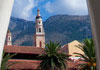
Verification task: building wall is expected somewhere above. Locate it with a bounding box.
[68,40,84,57]
[35,35,45,48]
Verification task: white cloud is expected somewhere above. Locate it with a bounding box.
[21,0,35,20]
[11,0,39,21]
[11,0,88,21]
[45,0,88,15]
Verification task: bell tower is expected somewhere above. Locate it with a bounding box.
[6,30,12,46]
[34,9,45,48]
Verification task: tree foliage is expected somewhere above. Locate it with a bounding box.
[74,38,96,70]
[1,51,16,70]
[39,41,68,70]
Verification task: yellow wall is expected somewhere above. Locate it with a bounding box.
[68,40,84,57]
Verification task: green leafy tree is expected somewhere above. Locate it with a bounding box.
[38,41,68,70]
[74,38,96,70]
[1,51,16,70]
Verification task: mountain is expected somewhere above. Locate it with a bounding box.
[9,15,92,46]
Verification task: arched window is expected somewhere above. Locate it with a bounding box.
[40,41,42,47]
[39,28,41,32]
[9,37,10,40]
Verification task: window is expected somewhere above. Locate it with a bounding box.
[9,37,10,40]
[40,41,42,47]
[39,28,41,32]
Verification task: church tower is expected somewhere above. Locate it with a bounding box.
[6,30,12,46]
[34,9,45,48]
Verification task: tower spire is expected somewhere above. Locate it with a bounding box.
[37,9,40,16]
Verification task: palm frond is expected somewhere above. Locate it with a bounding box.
[74,38,96,70]
[39,41,68,70]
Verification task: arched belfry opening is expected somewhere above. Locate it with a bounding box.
[39,28,41,32]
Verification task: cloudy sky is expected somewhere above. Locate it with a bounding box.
[11,0,88,21]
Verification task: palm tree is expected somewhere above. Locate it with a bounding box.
[38,41,68,70]
[74,38,96,70]
[1,51,16,70]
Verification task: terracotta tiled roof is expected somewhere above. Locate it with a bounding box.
[58,45,69,56]
[8,59,41,69]
[61,44,68,53]
[4,45,69,55]
[67,60,86,70]
[8,59,86,70]
[4,45,44,54]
